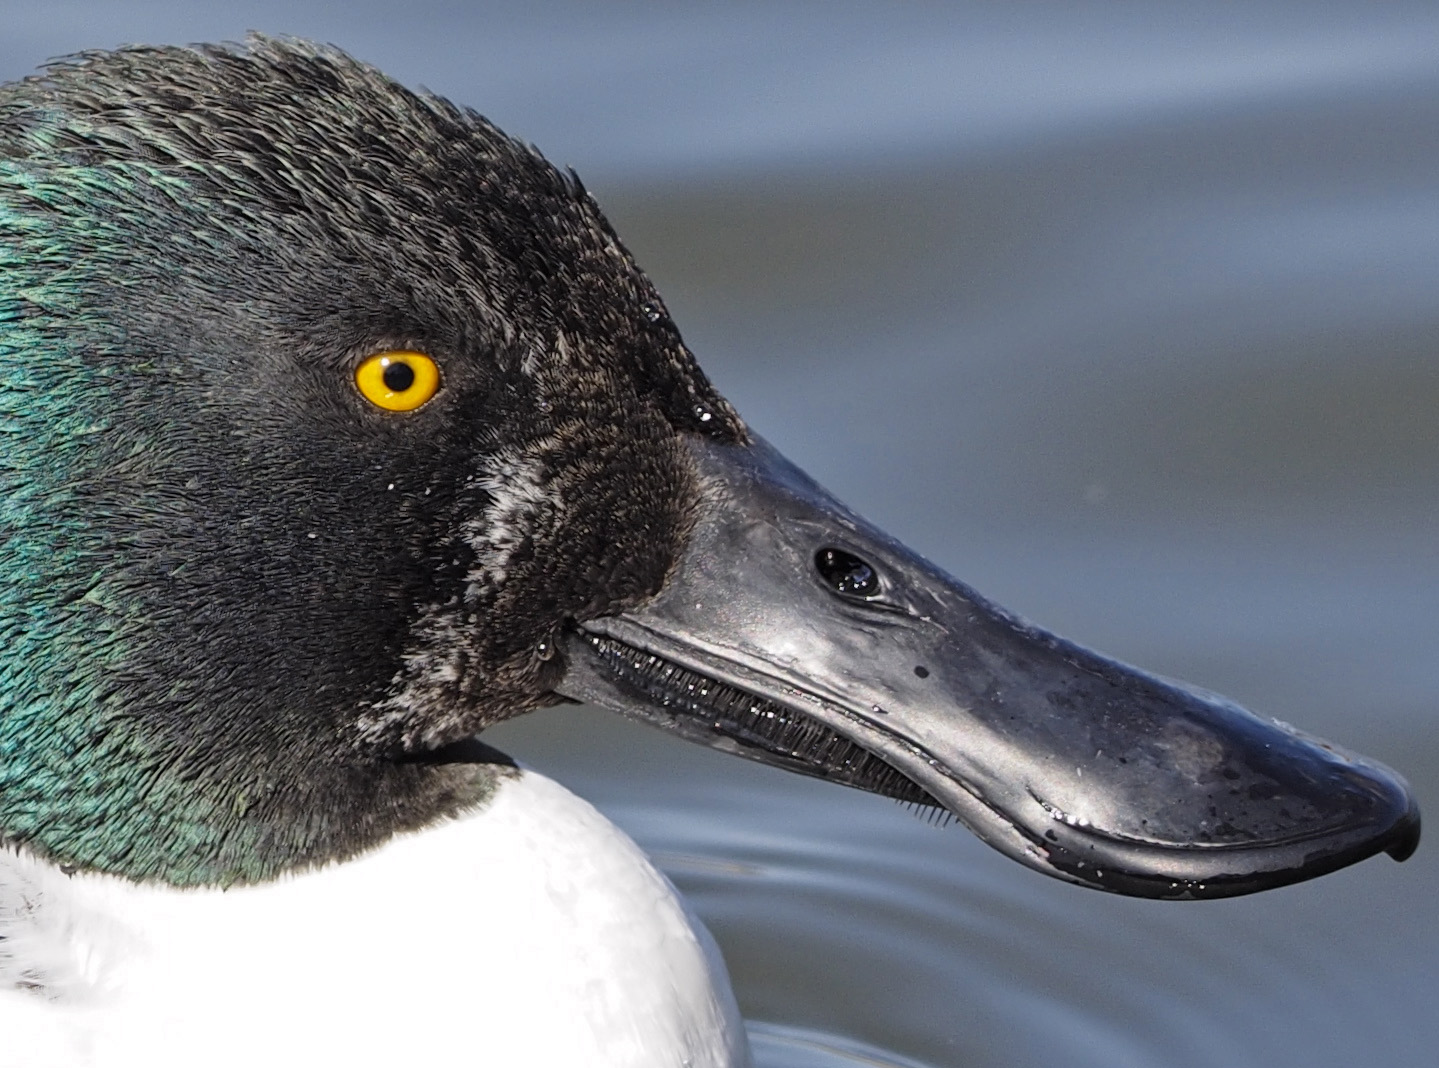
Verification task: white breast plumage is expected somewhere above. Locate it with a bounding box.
[0,771,750,1068]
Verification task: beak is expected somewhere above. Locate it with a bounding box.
[557,436,1420,899]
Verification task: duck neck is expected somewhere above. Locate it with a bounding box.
[0,668,506,885]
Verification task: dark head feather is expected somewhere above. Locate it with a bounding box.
[0,35,743,883]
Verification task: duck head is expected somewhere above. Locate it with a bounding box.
[0,38,1417,895]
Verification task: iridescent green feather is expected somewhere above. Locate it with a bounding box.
[0,38,721,885]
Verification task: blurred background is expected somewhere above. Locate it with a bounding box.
[5,4,1436,1065]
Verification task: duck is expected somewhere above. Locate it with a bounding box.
[0,35,1419,1067]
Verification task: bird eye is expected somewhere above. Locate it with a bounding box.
[354,351,441,411]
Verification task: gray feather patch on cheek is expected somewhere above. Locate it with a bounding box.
[354,602,474,750]
[356,443,565,751]
[462,446,553,597]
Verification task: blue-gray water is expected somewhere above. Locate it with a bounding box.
[5,5,1436,1065]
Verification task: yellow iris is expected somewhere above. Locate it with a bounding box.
[354,351,441,412]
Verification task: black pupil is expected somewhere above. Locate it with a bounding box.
[815,548,881,598]
[383,361,416,392]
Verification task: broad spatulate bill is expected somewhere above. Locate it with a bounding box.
[559,438,1420,900]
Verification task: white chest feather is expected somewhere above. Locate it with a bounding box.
[0,771,750,1068]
